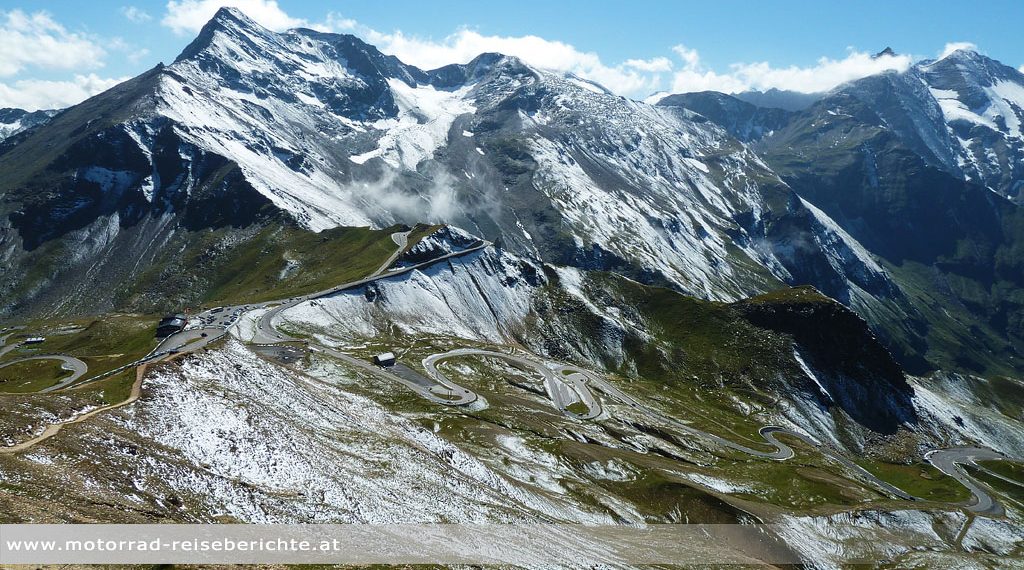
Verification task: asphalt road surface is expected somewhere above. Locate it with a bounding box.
[423,348,601,419]
[926,447,1008,516]
[0,328,26,358]
[0,354,88,392]
[311,346,477,405]
[0,330,89,393]
[156,327,228,355]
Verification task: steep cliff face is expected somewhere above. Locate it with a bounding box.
[734,286,916,434]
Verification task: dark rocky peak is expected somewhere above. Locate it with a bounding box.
[732,88,823,112]
[919,47,1020,90]
[733,286,917,433]
[658,91,752,110]
[656,91,793,142]
[0,108,30,122]
[873,47,897,59]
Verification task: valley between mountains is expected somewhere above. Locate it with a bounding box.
[1,7,1023,568]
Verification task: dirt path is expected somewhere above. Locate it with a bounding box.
[0,361,151,455]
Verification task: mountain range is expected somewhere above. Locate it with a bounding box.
[1,9,1023,561]
[3,9,1022,380]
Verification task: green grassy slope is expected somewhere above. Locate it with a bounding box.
[0,360,73,393]
[1,315,159,377]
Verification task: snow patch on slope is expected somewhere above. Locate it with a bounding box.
[355,79,475,170]
[911,375,1024,456]
[776,510,950,568]
[932,81,1024,140]
[281,248,542,344]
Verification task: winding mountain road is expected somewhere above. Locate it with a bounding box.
[1,231,1015,519]
[20,356,88,392]
[242,238,1014,518]
[424,349,917,500]
[0,328,26,359]
[315,345,476,405]
[0,331,89,393]
[926,447,1008,516]
[252,232,489,345]
[569,366,1007,510]
[246,230,487,405]
[424,349,601,419]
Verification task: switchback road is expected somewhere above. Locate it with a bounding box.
[1,233,1014,518]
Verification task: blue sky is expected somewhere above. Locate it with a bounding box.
[2,0,1023,110]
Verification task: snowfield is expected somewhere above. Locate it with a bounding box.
[352,79,476,170]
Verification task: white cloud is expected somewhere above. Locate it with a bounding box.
[352,23,912,96]
[624,57,673,73]
[121,6,152,23]
[107,37,153,67]
[668,45,913,94]
[0,74,127,110]
[1019,65,1024,74]
[939,41,977,59]
[672,45,701,69]
[162,0,307,34]
[128,48,151,64]
[357,27,663,95]
[0,9,106,77]
[323,12,357,32]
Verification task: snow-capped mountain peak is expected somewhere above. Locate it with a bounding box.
[0,8,899,317]
[917,49,1024,198]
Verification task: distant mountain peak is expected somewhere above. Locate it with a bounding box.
[931,46,985,66]
[174,5,282,64]
[873,47,897,59]
[210,6,259,29]
[0,107,59,142]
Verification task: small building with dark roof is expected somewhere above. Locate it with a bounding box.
[373,352,396,367]
[156,314,188,337]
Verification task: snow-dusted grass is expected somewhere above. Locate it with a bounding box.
[120,340,609,523]
[280,249,539,344]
